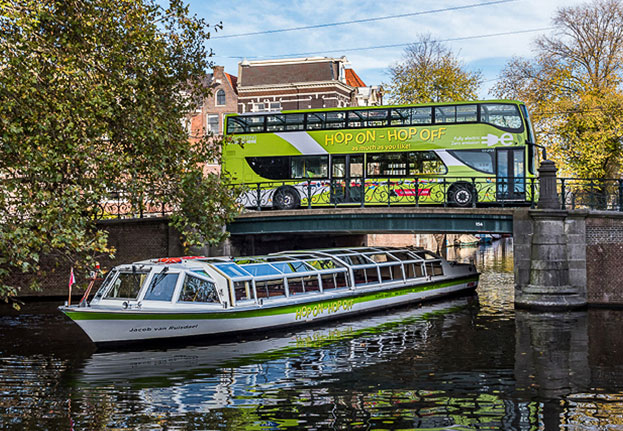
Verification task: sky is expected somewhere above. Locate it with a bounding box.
[189,0,588,98]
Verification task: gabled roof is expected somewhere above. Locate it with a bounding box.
[345,69,366,87]
[225,73,238,94]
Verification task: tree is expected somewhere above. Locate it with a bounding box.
[385,34,482,104]
[493,0,623,180]
[0,0,240,304]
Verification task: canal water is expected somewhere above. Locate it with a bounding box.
[1,239,623,430]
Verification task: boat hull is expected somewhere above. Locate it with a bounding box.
[62,275,478,344]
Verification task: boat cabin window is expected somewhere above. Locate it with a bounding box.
[379,264,403,282]
[143,273,179,301]
[179,275,219,303]
[233,280,253,302]
[103,271,149,300]
[255,278,285,299]
[287,275,320,295]
[405,263,425,279]
[353,267,380,286]
[320,272,348,290]
[426,261,444,276]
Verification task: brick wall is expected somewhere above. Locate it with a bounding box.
[16,218,184,298]
[586,214,623,305]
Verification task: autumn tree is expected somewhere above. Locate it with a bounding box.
[493,0,623,180]
[385,34,482,104]
[0,0,240,303]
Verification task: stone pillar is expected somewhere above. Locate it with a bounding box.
[515,210,587,310]
[537,159,560,210]
[514,160,587,310]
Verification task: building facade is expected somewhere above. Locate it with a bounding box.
[188,66,238,171]
[236,57,364,113]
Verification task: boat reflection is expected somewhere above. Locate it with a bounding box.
[76,298,474,411]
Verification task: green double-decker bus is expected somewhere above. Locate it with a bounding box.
[223,100,537,209]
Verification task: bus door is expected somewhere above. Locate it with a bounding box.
[496,148,526,201]
[331,154,364,204]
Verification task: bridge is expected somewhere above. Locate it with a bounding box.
[228,207,515,235]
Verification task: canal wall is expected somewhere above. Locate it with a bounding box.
[514,209,623,308]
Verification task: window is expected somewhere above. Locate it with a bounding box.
[456,105,478,123]
[178,275,218,303]
[233,281,253,302]
[255,278,285,299]
[367,151,446,177]
[269,102,281,111]
[246,156,290,180]
[253,103,266,112]
[367,153,407,177]
[449,149,495,174]
[426,262,444,276]
[206,114,220,134]
[143,273,179,301]
[266,114,286,132]
[290,156,329,178]
[408,151,447,175]
[216,89,226,106]
[325,111,346,129]
[480,103,523,131]
[435,106,456,124]
[103,272,148,300]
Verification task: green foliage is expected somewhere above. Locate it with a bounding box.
[384,34,482,104]
[0,0,240,303]
[493,0,623,179]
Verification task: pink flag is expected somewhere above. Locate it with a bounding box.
[68,267,75,306]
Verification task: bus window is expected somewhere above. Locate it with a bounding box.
[367,153,407,177]
[348,110,367,128]
[350,155,364,178]
[325,111,346,129]
[448,149,495,174]
[291,156,328,179]
[412,107,432,124]
[227,117,247,134]
[435,106,456,124]
[368,109,389,127]
[457,105,478,122]
[332,156,346,178]
[246,156,290,180]
[408,151,447,175]
[247,116,265,133]
[266,114,286,132]
[285,113,305,131]
[390,108,412,126]
[306,112,325,130]
[480,104,523,131]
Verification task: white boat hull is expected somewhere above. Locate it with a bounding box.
[62,276,477,344]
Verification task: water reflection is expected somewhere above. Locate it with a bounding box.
[2,240,623,430]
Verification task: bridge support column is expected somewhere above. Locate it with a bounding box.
[514,158,587,310]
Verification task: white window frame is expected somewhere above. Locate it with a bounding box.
[206,114,220,134]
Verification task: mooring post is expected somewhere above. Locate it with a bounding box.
[514,159,587,310]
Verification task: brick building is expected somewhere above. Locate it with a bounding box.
[236,56,378,113]
[188,66,238,172]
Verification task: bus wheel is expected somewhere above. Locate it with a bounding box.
[273,186,301,210]
[448,183,476,207]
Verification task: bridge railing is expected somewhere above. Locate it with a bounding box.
[558,178,623,211]
[237,177,540,210]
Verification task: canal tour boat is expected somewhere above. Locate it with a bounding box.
[59,247,479,344]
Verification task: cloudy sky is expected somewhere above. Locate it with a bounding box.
[189,0,588,98]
